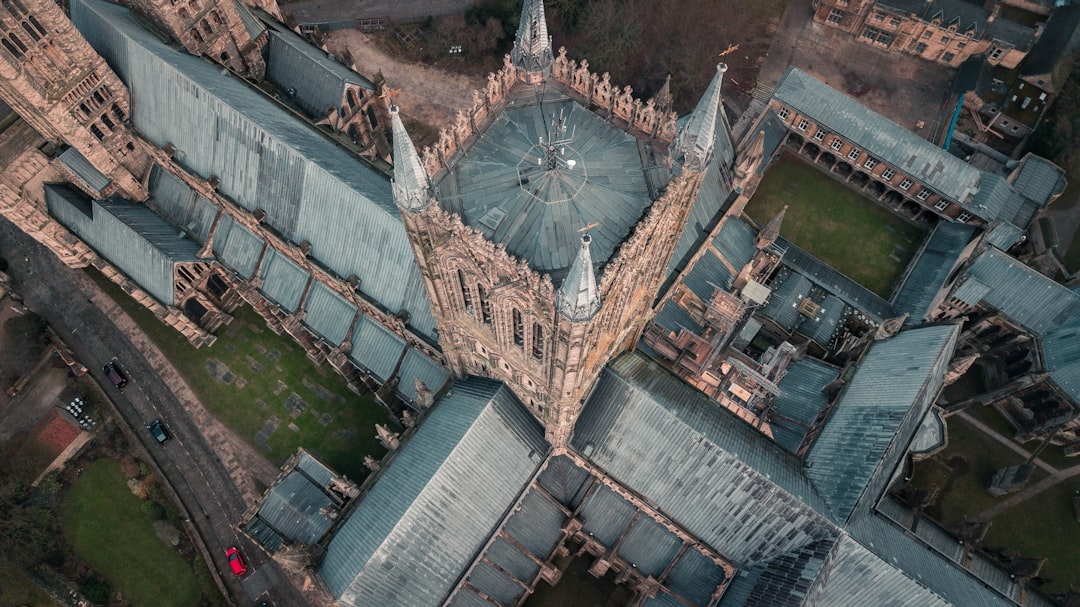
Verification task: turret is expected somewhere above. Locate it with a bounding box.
[390,105,432,212]
[673,63,727,171]
[511,0,554,77]
[556,234,601,321]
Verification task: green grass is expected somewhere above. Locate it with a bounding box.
[86,269,396,480]
[965,405,1077,470]
[744,154,925,297]
[0,559,55,606]
[983,478,1080,594]
[61,459,201,607]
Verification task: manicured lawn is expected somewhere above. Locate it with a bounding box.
[86,270,396,480]
[966,404,1075,471]
[983,478,1080,594]
[744,154,925,297]
[61,458,201,607]
[902,416,1080,592]
[0,559,54,606]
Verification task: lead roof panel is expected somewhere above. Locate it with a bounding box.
[348,314,406,382]
[259,249,310,313]
[778,239,895,322]
[1012,154,1066,207]
[436,80,654,282]
[147,165,220,243]
[573,352,834,566]
[891,221,975,321]
[963,247,1080,333]
[666,548,729,606]
[212,215,264,279]
[394,348,451,405]
[616,516,683,578]
[769,358,838,454]
[247,467,338,548]
[319,378,546,607]
[759,271,813,332]
[804,324,958,523]
[58,147,111,193]
[303,280,357,346]
[772,68,981,207]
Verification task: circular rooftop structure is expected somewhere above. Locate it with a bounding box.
[436,85,658,282]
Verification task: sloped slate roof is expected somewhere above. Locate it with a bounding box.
[147,164,219,243]
[759,271,813,332]
[1038,303,1080,402]
[769,358,839,454]
[795,294,846,347]
[45,184,200,305]
[259,249,310,313]
[437,80,656,281]
[772,68,980,206]
[243,452,341,551]
[212,215,264,279]
[263,16,375,120]
[303,280,357,345]
[971,174,1028,227]
[394,348,451,405]
[349,314,406,382]
[962,247,1080,333]
[1012,154,1066,207]
[778,239,895,322]
[891,222,975,322]
[804,324,958,524]
[320,378,547,607]
[58,147,110,193]
[573,352,834,566]
[71,0,438,340]
[712,216,758,272]
[809,533,952,607]
[717,536,836,607]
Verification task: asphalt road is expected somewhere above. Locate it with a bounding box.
[0,218,305,607]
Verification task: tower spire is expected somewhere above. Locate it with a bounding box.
[674,63,727,171]
[757,205,787,249]
[556,234,601,321]
[511,0,554,75]
[390,106,432,212]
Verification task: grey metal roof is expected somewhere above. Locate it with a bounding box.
[1040,308,1080,403]
[212,215,264,279]
[682,248,735,301]
[717,536,836,607]
[578,483,637,545]
[755,111,789,175]
[394,348,451,405]
[950,275,991,306]
[983,221,1024,252]
[147,164,219,243]
[795,294,846,347]
[809,533,952,607]
[259,249,311,312]
[243,459,340,551]
[665,148,735,282]
[616,515,683,577]
[232,0,265,42]
[349,314,406,382]
[759,271,813,332]
[778,239,895,322]
[501,485,567,557]
[263,18,375,120]
[771,69,980,206]
[320,378,547,607]
[45,184,200,305]
[536,453,592,505]
[804,324,958,524]
[769,358,838,454]
[962,247,1080,333]
[71,0,438,340]
[468,562,524,604]
[712,216,758,271]
[891,222,975,322]
[665,548,729,606]
[1012,154,1066,207]
[57,147,111,193]
[436,80,656,282]
[971,174,1027,227]
[303,280,357,345]
[573,352,834,566]
[651,300,704,335]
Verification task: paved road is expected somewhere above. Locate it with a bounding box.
[282,0,475,25]
[0,218,307,607]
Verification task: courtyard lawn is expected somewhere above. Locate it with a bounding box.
[87,270,396,480]
[744,154,925,298]
[900,417,1080,592]
[983,478,1080,594]
[61,458,201,607]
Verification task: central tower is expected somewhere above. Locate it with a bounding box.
[393,0,731,445]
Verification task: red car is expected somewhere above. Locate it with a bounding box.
[226,547,248,576]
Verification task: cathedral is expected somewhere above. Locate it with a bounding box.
[0,0,1074,604]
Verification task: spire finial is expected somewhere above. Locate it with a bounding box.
[556,233,601,322]
[390,106,432,213]
[673,63,726,171]
[511,0,554,74]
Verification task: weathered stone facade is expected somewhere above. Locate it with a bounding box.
[117,0,267,79]
[0,0,150,201]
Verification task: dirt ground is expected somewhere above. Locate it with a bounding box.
[324,29,482,141]
[758,1,957,139]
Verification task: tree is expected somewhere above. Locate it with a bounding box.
[0,474,56,567]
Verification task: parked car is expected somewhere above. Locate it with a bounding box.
[226,547,248,576]
[146,420,169,444]
[103,361,127,388]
